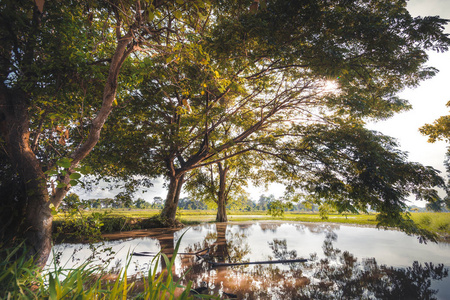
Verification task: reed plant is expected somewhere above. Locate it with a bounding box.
[0,236,217,299]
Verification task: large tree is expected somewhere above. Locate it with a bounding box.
[91,0,450,231]
[0,0,204,266]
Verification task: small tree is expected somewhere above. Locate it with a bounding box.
[420,102,450,211]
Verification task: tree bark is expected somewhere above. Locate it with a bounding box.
[0,87,52,267]
[160,173,185,225]
[216,162,229,222]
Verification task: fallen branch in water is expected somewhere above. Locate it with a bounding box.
[209,258,308,268]
[132,247,210,257]
[132,248,308,268]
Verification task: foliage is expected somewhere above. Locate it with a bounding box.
[2,0,450,265]
[0,243,39,299]
[0,0,213,265]
[53,193,105,243]
[85,0,450,233]
[420,101,450,144]
[184,159,253,210]
[420,102,450,212]
[0,238,216,299]
[273,124,446,242]
[412,212,450,239]
[267,200,293,218]
[178,197,209,210]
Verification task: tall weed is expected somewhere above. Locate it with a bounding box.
[0,235,217,299]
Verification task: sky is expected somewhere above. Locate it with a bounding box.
[76,0,450,207]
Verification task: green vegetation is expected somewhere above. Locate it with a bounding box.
[0,240,216,300]
[53,209,450,242]
[1,0,450,268]
[411,213,450,240]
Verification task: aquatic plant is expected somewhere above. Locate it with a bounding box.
[0,236,217,299]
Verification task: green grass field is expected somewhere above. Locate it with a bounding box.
[54,209,450,241]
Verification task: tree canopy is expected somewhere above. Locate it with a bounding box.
[0,0,208,265]
[1,0,450,265]
[88,0,449,234]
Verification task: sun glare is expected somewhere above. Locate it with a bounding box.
[322,80,340,94]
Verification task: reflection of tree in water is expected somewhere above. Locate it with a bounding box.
[178,223,252,294]
[307,223,340,235]
[299,232,449,300]
[174,224,448,299]
[259,222,282,233]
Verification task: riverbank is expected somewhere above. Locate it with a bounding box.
[52,210,450,242]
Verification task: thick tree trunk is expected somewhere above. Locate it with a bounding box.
[216,198,228,222]
[216,162,228,222]
[0,88,53,267]
[160,173,185,225]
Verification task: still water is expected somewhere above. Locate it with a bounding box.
[49,222,450,299]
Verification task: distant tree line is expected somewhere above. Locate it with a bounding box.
[62,193,322,212]
[63,193,445,213]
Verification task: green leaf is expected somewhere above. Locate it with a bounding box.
[75,165,91,175]
[56,182,66,188]
[148,11,154,21]
[48,274,57,300]
[174,11,182,20]
[56,157,72,169]
[44,169,58,176]
[69,173,81,180]
[69,180,78,186]
[49,203,58,216]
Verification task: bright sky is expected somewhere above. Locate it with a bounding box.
[76,0,450,207]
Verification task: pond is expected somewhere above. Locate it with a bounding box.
[48,222,450,299]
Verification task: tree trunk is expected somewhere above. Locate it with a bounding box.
[0,88,53,267]
[160,173,185,225]
[216,198,228,222]
[216,162,228,222]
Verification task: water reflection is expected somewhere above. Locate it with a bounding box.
[50,222,449,299]
[174,225,448,299]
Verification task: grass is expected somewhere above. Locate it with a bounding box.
[53,209,450,241]
[410,212,450,240]
[0,239,217,300]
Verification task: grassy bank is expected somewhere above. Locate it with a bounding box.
[53,209,450,241]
